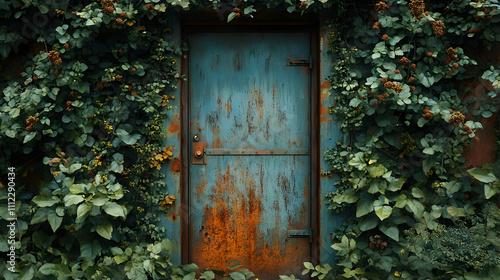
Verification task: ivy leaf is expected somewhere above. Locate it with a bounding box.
[103,201,126,217]
[80,240,102,270]
[406,199,424,219]
[229,272,245,280]
[418,73,434,87]
[31,208,49,224]
[468,167,497,183]
[110,153,124,173]
[47,209,63,232]
[96,223,113,240]
[422,147,434,155]
[374,205,392,220]
[359,216,379,231]
[394,194,408,208]
[387,177,406,192]
[356,197,374,217]
[379,224,399,241]
[368,164,386,178]
[484,183,498,199]
[19,266,35,280]
[447,206,466,218]
[32,194,60,207]
[23,132,37,143]
[77,202,93,219]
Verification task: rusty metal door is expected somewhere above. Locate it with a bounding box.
[187,31,312,279]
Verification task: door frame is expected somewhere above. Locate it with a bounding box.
[179,19,320,267]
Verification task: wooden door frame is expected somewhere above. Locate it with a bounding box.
[179,18,320,267]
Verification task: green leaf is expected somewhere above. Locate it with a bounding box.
[359,216,379,231]
[96,223,113,240]
[406,199,424,219]
[38,5,49,14]
[464,272,483,280]
[387,177,406,191]
[447,206,465,218]
[183,272,196,280]
[356,197,374,217]
[374,205,392,220]
[485,184,498,199]
[32,194,60,207]
[229,272,245,280]
[114,254,128,265]
[304,262,315,270]
[19,266,35,280]
[103,201,126,217]
[368,164,386,178]
[31,208,49,224]
[468,167,497,183]
[69,184,87,194]
[81,239,101,270]
[23,132,36,143]
[77,202,92,219]
[47,209,63,232]
[394,194,408,208]
[379,224,399,241]
[422,147,434,155]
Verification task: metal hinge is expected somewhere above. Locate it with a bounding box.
[288,228,312,243]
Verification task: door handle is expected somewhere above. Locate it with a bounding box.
[192,141,208,165]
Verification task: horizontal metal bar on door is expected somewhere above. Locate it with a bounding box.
[204,148,309,156]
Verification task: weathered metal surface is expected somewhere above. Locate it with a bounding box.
[188,32,311,278]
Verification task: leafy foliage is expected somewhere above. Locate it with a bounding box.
[323,0,500,279]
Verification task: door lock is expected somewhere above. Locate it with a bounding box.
[195,149,204,159]
[192,142,208,165]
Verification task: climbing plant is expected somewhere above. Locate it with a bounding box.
[0,0,498,279]
[323,0,500,279]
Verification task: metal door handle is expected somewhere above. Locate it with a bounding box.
[195,149,204,159]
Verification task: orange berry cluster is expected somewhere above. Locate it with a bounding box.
[422,106,433,119]
[381,78,404,94]
[382,34,388,41]
[409,0,425,19]
[116,18,123,24]
[375,2,389,12]
[48,50,62,65]
[369,235,388,252]
[461,125,473,135]
[372,21,381,29]
[233,7,241,18]
[476,7,492,21]
[445,47,459,64]
[26,116,39,131]
[430,20,445,37]
[398,57,410,65]
[66,101,72,111]
[101,0,114,14]
[448,111,465,126]
[368,91,390,102]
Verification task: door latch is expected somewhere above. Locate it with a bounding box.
[192,142,208,165]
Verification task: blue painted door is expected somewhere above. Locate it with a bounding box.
[188,32,311,279]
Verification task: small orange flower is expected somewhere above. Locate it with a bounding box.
[116,18,123,24]
[394,70,400,74]
[116,75,123,79]
[382,34,388,41]
[131,68,136,72]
